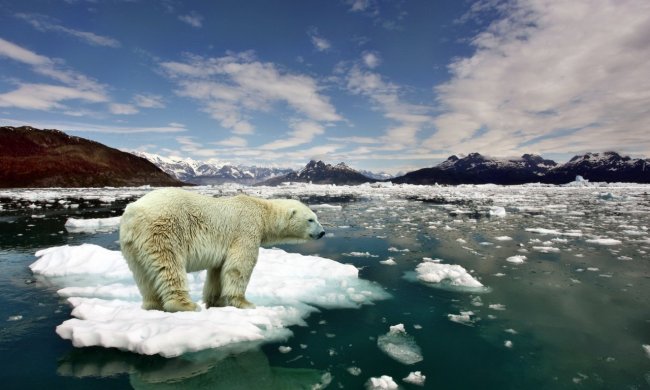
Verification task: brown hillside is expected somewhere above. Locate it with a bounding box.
[0,126,186,188]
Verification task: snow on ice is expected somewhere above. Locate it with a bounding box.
[377,324,423,365]
[64,216,122,233]
[30,244,389,357]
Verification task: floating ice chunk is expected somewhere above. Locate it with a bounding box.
[585,238,622,245]
[377,324,423,365]
[506,255,526,264]
[30,244,389,357]
[310,204,342,210]
[413,261,484,289]
[380,258,397,265]
[366,375,398,389]
[388,247,409,252]
[526,228,582,237]
[448,311,475,326]
[489,304,506,311]
[343,251,379,258]
[7,315,23,321]
[643,344,650,359]
[495,236,513,241]
[403,371,426,386]
[532,246,560,253]
[489,206,506,217]
[347,366,362,376]
[65,216,122,233]
[505,328,517,334]
[504,340,513,348]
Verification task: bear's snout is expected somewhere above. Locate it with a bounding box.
[317,231,325,239]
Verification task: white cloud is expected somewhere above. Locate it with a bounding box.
[308,28,332,52]
[427,0,650,156]
[178,11,204,28]
[362,51,381,68]
[216,136,248,147]
[161,51,341,136]
[0,84,106,110]
[346,65,433,148]
[347,0,375,13]
[259,121,325,150]
[109,103,139,115]
[1,117,187,133]
[133,93,165,108]
[15,13,121,48]
[0,38,109,111]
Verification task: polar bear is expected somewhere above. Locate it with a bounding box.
[119,188,325,312]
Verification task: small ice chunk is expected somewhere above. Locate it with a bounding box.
[377,324,423,365]
[347,366,362,376]
[495,236,513,241]
[414,262,483,289]
[343,251,379,258]
[505,328,517,334]
[388,247,409,252]
[403,371,426,386]
[278,345,292,353]
[643,344,650,359]
[504,340,513,348]
[380,258,397,265]
[7,315,23,321]
[489,304,506,311]
[310,204,342,210]
[448,311,475,326]
[532,246,560,253]
[585,238,622,245]
[65,216,121,233]
[456,238,467,244]
[506,255,526,264]
[366,375,399,390]
[489,206,506,217]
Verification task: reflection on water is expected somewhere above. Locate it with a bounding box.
[1,185,649,388]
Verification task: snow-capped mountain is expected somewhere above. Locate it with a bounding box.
[394,151,649,185]
[261,160,374,186]
[545,151,650,183]
[131,151,293,185]
[394,153,558,185]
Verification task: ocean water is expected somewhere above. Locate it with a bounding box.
[0,184,649,389]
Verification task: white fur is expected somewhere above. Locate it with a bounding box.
[119,188,324,312]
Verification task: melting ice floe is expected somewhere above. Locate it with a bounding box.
[407,260,486,292]
[64,216,121,233]
[30,244,389,357]
[366,375,398,389]
[403,371,426,386]
[376,324,423,365]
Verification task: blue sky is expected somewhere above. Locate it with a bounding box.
[1,0,649,173]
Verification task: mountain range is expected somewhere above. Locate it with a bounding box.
[1,126,648,187]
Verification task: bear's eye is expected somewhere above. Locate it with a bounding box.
[308,218,315,223]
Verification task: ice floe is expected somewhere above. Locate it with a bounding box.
[30,244,389,357]
[64,216,122,233]
[643,344,650,359]
[585,238,622,245]
[366,375,399,389]
[447,311,476,326]
[376,324,423,365]
[506,255,527,264]
[411,261,485,291]
[403,371,426,386]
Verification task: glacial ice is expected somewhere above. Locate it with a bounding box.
[413,261,484,289]
[366,375,399,389]
[376,323,423,365]
[403,371,426,386]
[30,244,389,357]
[64,216,122,233]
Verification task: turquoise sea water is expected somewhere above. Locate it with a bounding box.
[0,185,649,389]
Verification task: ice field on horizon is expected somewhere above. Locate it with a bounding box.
[2,180,650,388]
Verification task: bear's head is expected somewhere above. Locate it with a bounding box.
[269,199,325,244]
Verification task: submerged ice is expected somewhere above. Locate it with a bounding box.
[30,244,389,357]
[376,324,423,365]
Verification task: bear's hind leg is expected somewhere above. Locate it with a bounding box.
[217,249,257,309]
[149,251,198,312]
[123,243,164,311]
[203,265,223,308]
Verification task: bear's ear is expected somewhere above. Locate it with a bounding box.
[288,208,297,219]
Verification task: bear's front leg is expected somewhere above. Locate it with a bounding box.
[216,248,258,309]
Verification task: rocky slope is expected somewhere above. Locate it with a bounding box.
[260,160,374,186]
[0,126,185,188]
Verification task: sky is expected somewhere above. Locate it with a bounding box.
[0,0,649,173]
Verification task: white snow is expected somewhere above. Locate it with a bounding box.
[377,324,423,365]
[64,216,122,233]
[402,371,426,386]
[414,261,484,289]
[506,255,527,264]
[489,206,506,217]
[366,375,399,390]
[585,238,622,245]
[30,244,388,357]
